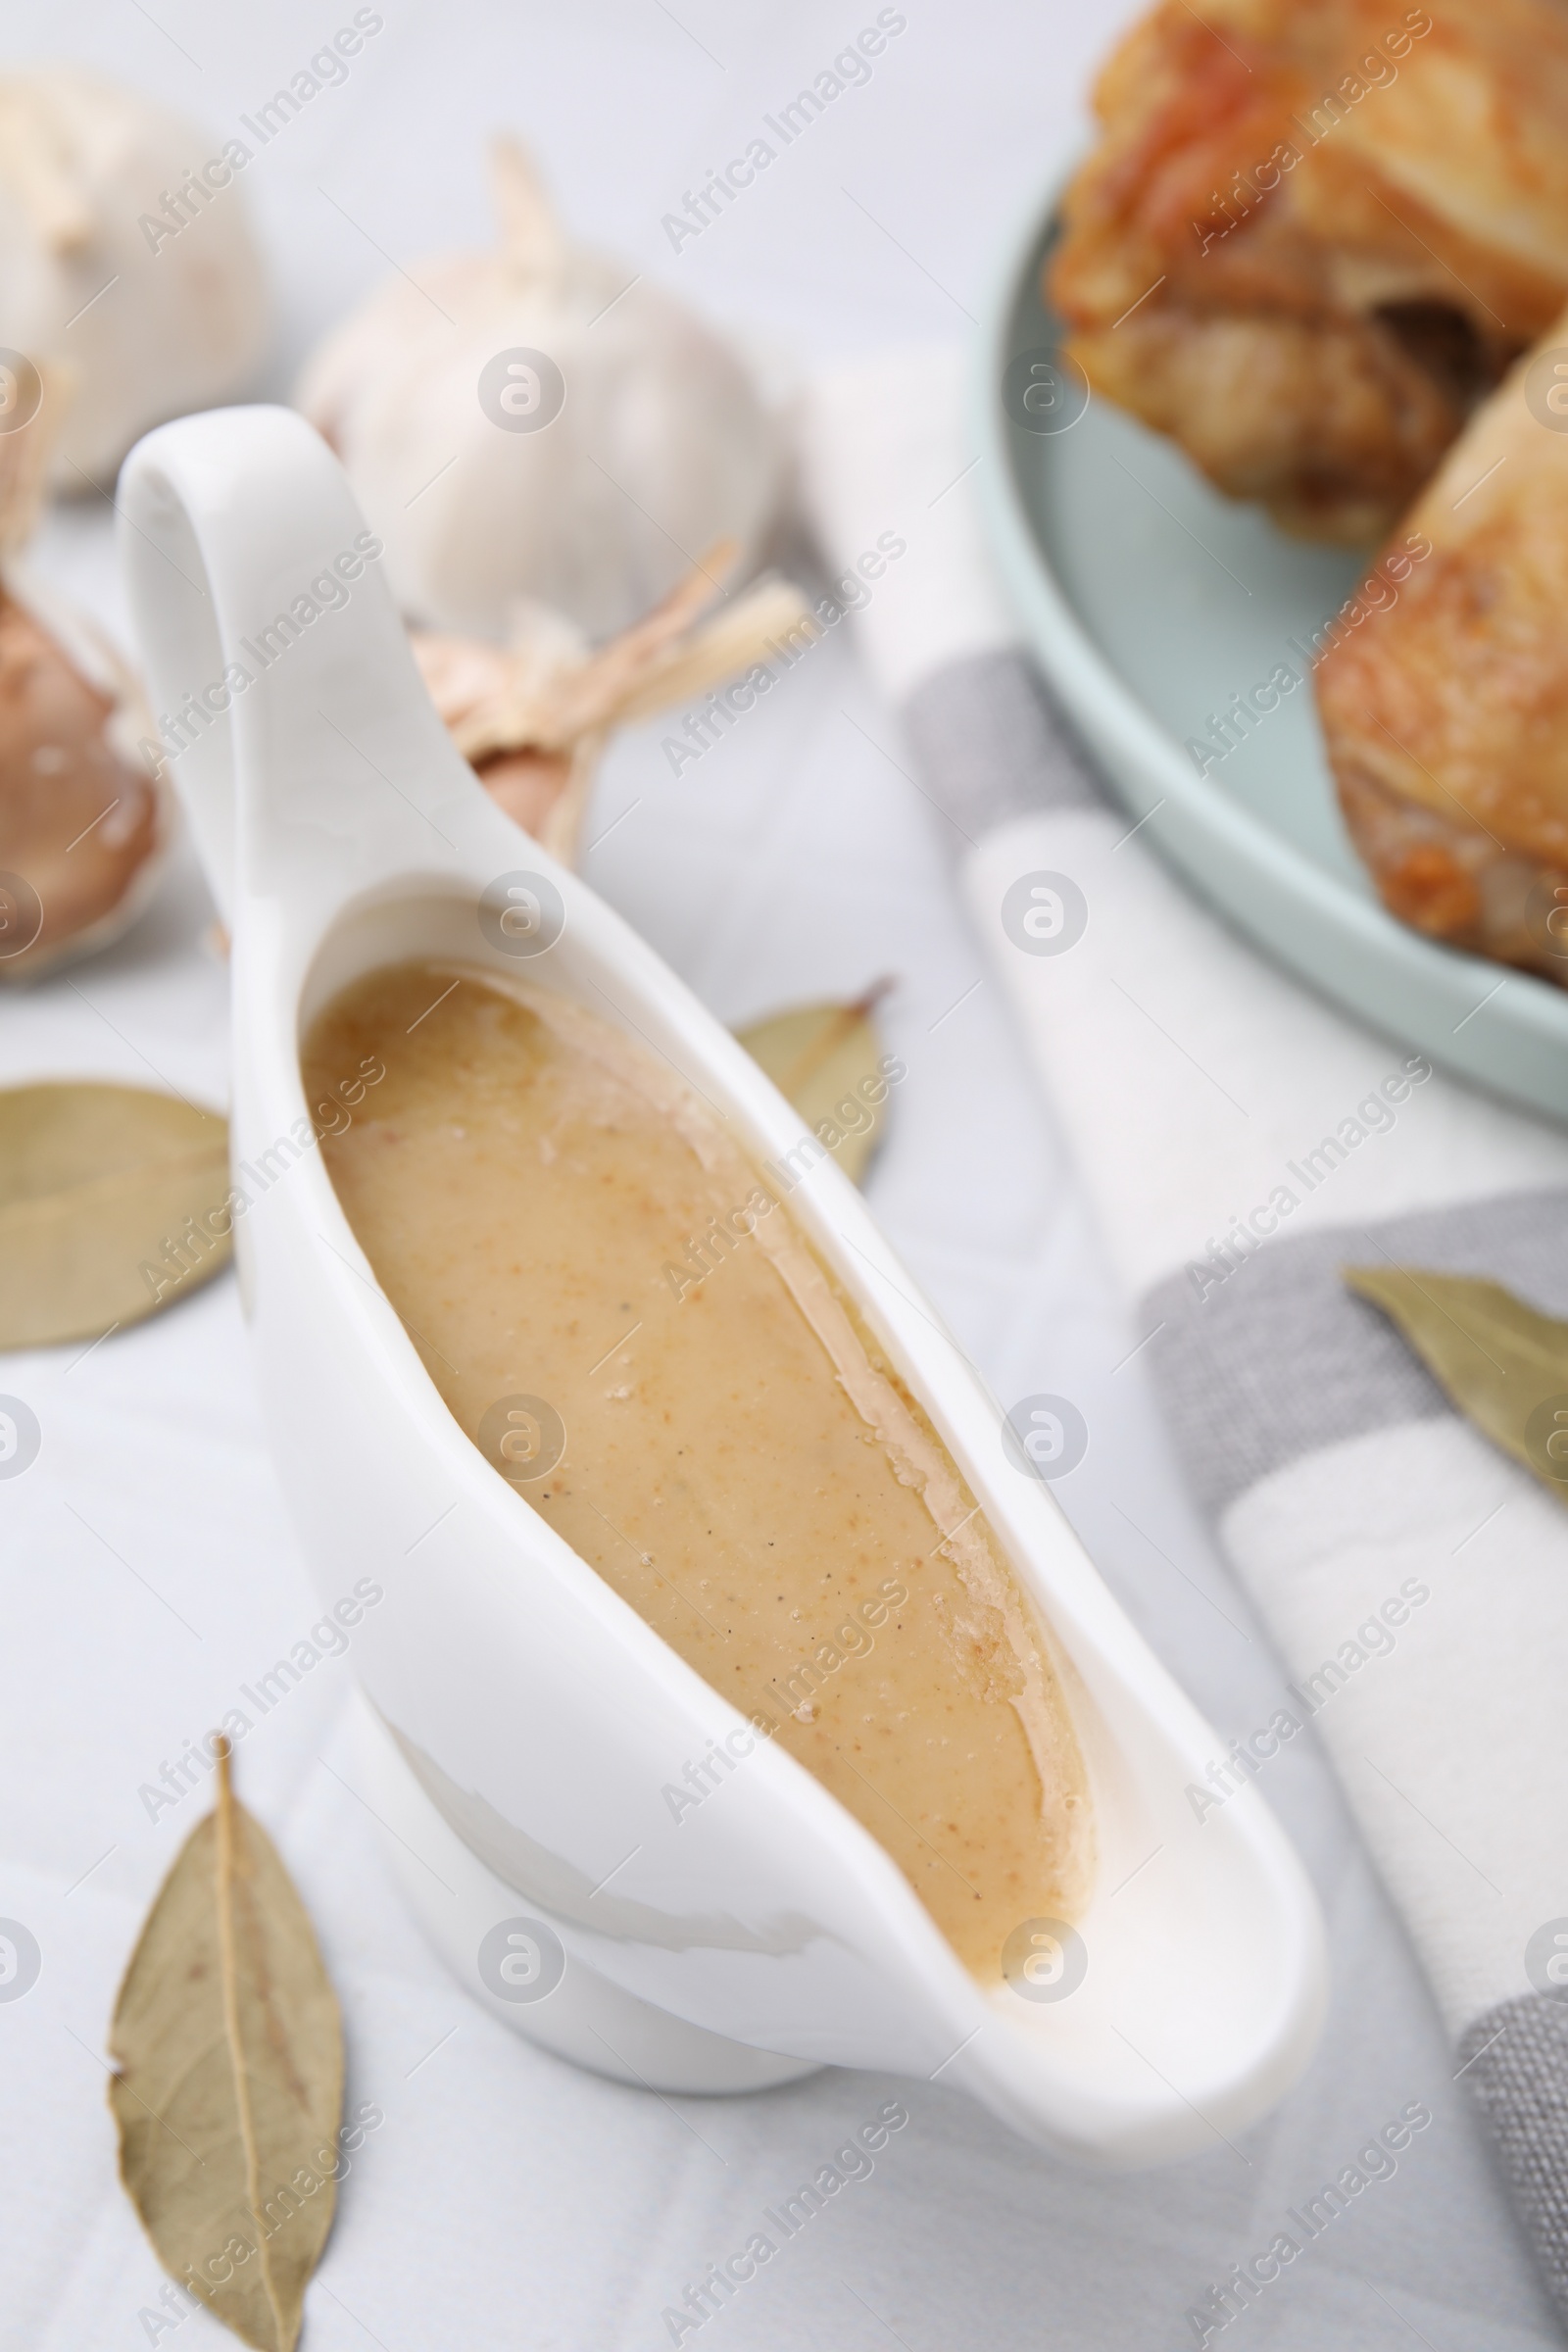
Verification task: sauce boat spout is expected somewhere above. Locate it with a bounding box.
[118,406,1326,2162]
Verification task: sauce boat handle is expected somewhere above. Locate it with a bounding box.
[118,404,470,926]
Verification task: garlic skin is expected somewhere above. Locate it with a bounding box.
[412,551,815,863]
[299,140,783,641]
[0,70,270,486]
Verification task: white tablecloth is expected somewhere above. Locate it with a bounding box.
[4,4,1561,2346]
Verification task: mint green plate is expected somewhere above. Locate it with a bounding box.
[975,192,1568,1124]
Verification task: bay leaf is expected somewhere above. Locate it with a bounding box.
[735,985,893,1186]
[0,1080,231,1348]
[109,1740,344,2352]
[1344,1264,1568,1498]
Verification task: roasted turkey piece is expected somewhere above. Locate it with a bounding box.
[1315,303,1568,983]
[1049,0,1568,543]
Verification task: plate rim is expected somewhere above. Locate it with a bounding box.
[971,167,1568,1122]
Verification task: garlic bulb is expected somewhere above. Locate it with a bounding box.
[0,70,270,487]
[0,374,170,979]
[300,139,783,641]
[413,546,812,862]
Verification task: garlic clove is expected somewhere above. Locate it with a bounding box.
[477,747,578,842]
[409,629,514,726]
[0,587,166,978]
[297,137,783,641]
[0,371,170,980]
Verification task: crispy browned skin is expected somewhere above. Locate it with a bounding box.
[1316,306,1568,981]
[1050,0,1568,542]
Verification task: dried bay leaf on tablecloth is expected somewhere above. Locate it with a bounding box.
[0,1080,230,1348]
[735,988,894,1187]
[1345,1264,1568,1499]
[109,1741,344,2352]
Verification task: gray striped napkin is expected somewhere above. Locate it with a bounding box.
[801,350,1568,2326]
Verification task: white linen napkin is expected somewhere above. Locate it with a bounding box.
[799,347,1568,2327]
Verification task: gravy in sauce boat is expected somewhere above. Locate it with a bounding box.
[303,961,1094,1978]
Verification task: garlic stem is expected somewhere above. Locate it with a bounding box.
[488,135,567,287]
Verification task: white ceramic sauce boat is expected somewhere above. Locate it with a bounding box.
[119,406,1324,2161]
